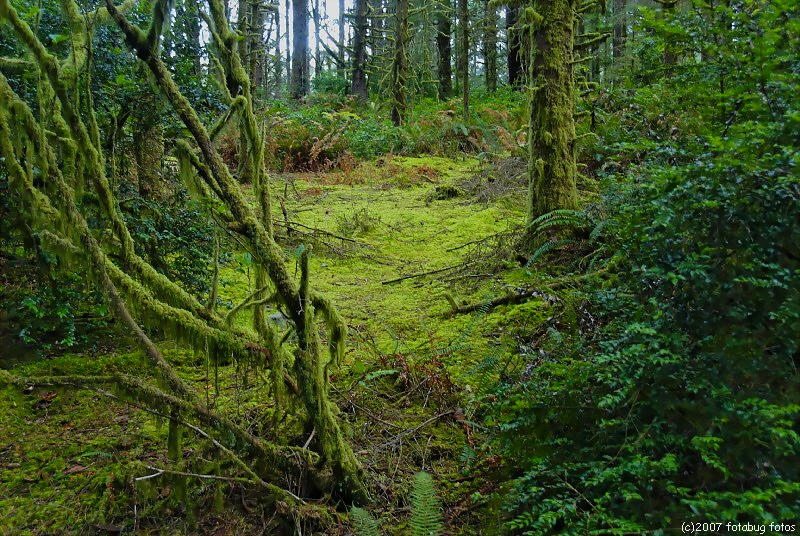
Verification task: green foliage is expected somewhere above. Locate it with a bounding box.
[350,506,382,536]
[312,72,349,95]
[349,472,443,536]
[480,0,800,532]
[410,471,444,536]
[117,183,216,296]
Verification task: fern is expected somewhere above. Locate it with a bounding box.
[350,506,382,536]
[528,209,587,235]
[526,238,575,267]
[410,472,444,536]
[348,472,443,536]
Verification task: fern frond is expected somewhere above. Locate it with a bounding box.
[350,506,382,536]
[589,218,611,241]
[411,472,444,536]
[528,209,586,235]
[526,239,575,267]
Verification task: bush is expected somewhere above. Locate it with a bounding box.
[483,0,800,531]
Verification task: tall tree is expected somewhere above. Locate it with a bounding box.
[435,1,452,99]
[291,0,310,97]
[483,0,497,92]
[351,0,368,98]
[313,0,322,77]
[132,94,166,200]
[274,7,282,96]
[613,0,626,59]
[391,0,410,125]
[526,0,577,219]
[249,0,268,90]
[338,0,345,73]
[285,0,291,93]
[458,0,469,120]
[507,4,523,87]
[526,0,607,219]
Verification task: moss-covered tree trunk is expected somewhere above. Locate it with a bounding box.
[291,0,309,98]
[483,0,497,92]
[526,0,578,221]
[507,4,523,88]
[285,0,291,93]
[248,0,266,89]
[133,110,166,200]
[338,0,345,75]
[390,0,409,126]
[351,0,368,99]
[274,8,282,96]
[435,3,452,99]
[312,0,321,78]
[613,0,626,60]
[458,0,469,120]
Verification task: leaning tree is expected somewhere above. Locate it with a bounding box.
[0,0,368,521]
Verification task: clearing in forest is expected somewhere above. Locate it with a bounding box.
[0,154,550,533]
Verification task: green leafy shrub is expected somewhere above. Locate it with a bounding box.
[482,0,800,532]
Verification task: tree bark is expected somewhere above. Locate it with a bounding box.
[507,4,523,88]
[391,0,409,125]
[351,0,368,99]
[338,0,345,74]
[483,0,496,92]
[133,106,166,200]
[249,0,266,90]
[458,0,468,120]
[613,0,626,60]
[313,0,321,78]
[274,8,282,96]
[527,0,578,221]
[291,0,309,98]
[435,3,452,99]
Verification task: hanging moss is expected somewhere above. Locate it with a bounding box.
[1,0,368,505]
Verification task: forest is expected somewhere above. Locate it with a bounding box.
[0,0,797,531]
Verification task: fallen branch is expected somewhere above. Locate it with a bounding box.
[274,219,372,246]
[447,270,607,316]
[381,263,473,285]
[376,410,455,450]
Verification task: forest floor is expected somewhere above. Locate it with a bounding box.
[0,155,556,534]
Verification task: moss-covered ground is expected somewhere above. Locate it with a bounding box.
[0,155,554,534]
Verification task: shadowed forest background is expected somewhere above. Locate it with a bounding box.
[0,0,798,532]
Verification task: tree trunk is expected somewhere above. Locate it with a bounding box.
[237,0,249,67]
[351,0,368,99]
[313,0,321,78]
[133,112,166,201]
[435,4,452,99]
[338,0,345,74]
[391,0,409,125]
[274,8,282,97]
[291,0,310,98]
[249,0,266,90]
[527,0,578,221]
[662,1,678,66]
[284,0,291,95]
[507,4,523,88]
[613,0,626,60]
[483,0,496,92]
[458,0,468,120]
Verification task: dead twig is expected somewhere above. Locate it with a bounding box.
[382,263,474,285]
[376,410,454,450]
